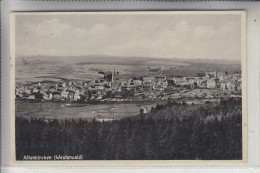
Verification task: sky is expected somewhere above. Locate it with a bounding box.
[15,12,242,61]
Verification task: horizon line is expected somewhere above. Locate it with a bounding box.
[15,54,241,62]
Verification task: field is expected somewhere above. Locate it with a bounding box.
[15,55,241,83]
[16,102,156,120]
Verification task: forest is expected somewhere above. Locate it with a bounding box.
[16,97,242,160]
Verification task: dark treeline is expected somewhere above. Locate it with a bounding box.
[16,98,242,160]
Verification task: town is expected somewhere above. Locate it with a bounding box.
[15,69,242,103]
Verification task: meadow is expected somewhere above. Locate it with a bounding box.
[16,102,156,120]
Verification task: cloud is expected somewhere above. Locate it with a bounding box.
[15,15,241,61]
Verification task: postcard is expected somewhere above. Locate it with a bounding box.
[10,11,247,165]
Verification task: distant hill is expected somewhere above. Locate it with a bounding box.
[16,55,240,66]
[15,55,241,82]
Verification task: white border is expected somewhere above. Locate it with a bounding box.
[9,10,248,166]
[1,1,260,173]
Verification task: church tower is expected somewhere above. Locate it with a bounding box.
[112,69,116,82]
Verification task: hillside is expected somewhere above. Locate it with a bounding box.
[16,98,242,160]
[15,55,241,83]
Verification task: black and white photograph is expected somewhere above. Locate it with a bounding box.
[10,11,247,163]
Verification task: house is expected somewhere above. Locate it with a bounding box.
[218,74,229,81]
[43,94,49,100]
[74,92,81,101]
[237,83,242,91]
[226,82,236,91]
[80,89,85,95]
[133,79,142,86]
[25,89,31,94]
[170,93,181,99]
[32,88,38,93]
[61,91,69,99]
[49,93,53,100]
[162,81,168,88]
[140,107,148,114]
[104,85,112,92]
[143,76,156,83]
[127,80,135,87]
[52,92,61,100]
[95,85,105,90]
[173,78,186,85]
[232,74,240,81]
[220,83,226,91]
[68,92,74,100]
[16,93,23,98]
[184,77,195,82]
[29,95,36,100]
[97,95,103,100]
[43,92,52,100]
[155,76,166,82]
[205,71,217,79]
[56,84,63,88]
[206,79,216,89]
[49,86,56,92]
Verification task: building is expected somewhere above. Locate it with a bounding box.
[140,107,148,114]
[206,79,216,89]
[43,94,49,100]
[29,95,36,100]
[32,88,38,93]
[25,89,31,94]
[61,91,69,99]
[49,93,53,100]
[227,82,236,91]
[68,92,74,100]
[173,78,186,85]
[237,83,242,91]
[74,92,81,101]
[205,71,217,79]
[56,84,63,89]
[220,83,226,91]
[52,92,61,100]
[143,76,156,83]
[95,85,105,90]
